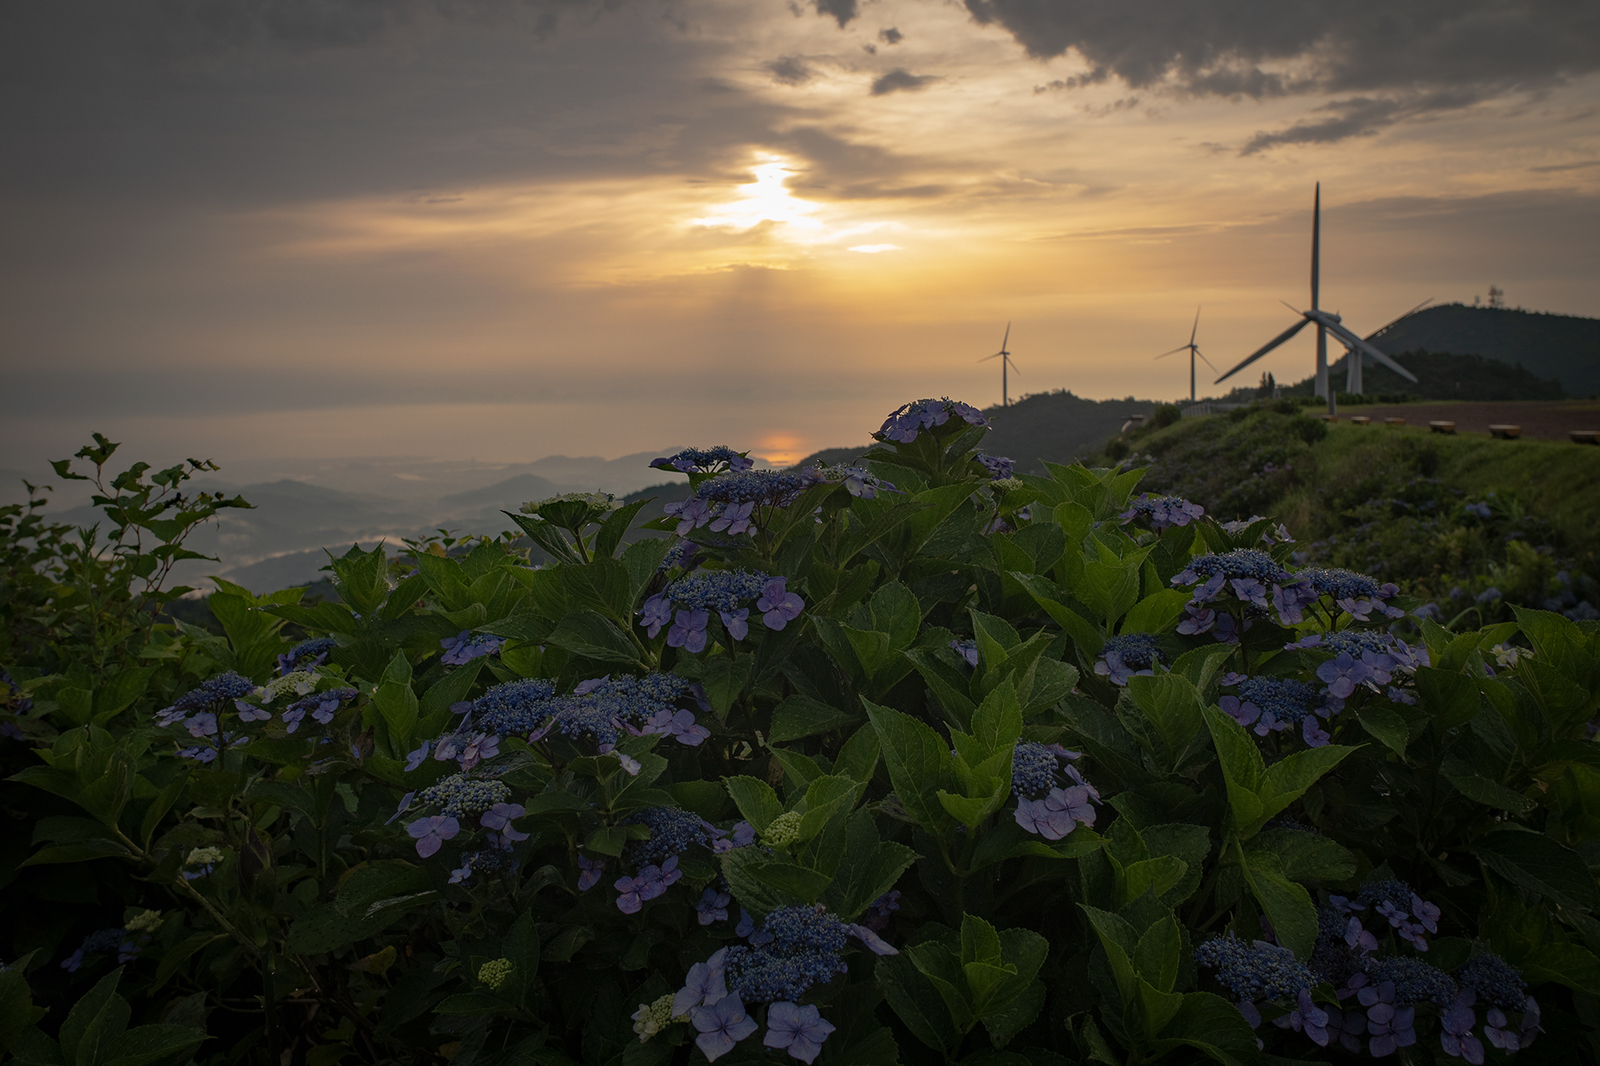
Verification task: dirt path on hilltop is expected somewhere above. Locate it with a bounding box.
[1336,400,1600,441]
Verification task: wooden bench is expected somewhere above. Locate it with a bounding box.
[1573,430,1599,445]
[1429,421,1456,434]
[1489,424,1521,440]
[1349,416,1370,425]
[1385,417,1406,426]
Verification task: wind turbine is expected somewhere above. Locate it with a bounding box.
[1338,297,1432,394]
[1155,306,1217,403]
[980,323,1021,407]
[1213,183,1418,416]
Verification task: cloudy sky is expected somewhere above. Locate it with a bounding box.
[3,0,1597,471]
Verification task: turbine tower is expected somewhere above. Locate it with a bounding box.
[1213,184,1419,416]
[1340,297,1432,395]
[980,323,1021,407]
[1155,306,1216,403]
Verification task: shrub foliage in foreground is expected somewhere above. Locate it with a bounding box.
[4,401,1600,1066]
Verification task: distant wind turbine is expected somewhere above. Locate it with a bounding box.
[1213,183,1419,416]
[1155,307,1217,403]
[980,323,1021,407]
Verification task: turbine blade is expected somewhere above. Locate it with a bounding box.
[1000,321,1011,352]
[1189,306,1201,346]
[1154,345,1190,359]
[1370,297,1434,337]
[1007,356,1021,374]
[1194,347,1219,372]
[1311,182,1321,311]
[1322,320,1419,383]
[979,352,1001,363]
[1213,317,1311,384]
[1279,298,1301,315]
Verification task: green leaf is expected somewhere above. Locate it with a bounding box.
[1444,773,1538,815]
[1415,666,1481,731]
[1149,991,1261,1066]
[876,953,962,1055]
[721,848,812,914]
[1122,856,1189,906]
[60,969,130,1066]
[1355,704,1409,757]
[1250,829,1356,882]
[1242,855,1319,960]
[1201,706,1265,834]
[724,776,784,833]
[1080,905,1140,1006]
[100,1025,208,1066]
[544,610,642,665]
[798,775,861,841]
[828,814,918,921]
[1133,915,1181,994]
[1122,589,1193,637]
[1473,830,1600,911]
[372,651,419,746]
[863,701,955,831]
[834,724,881,785]
[769,695,859,743]
[698,656,750,721]
[1126,673,1204,759]
[1257,744,1357,826]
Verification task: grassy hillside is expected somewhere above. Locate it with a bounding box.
[1092,402,1600,619]
[1277,348,1569,401]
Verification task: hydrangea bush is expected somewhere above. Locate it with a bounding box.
[3,404,1600,1066]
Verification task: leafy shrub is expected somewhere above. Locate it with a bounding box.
[1151,405,1182,429]
[4,407,1600,1066]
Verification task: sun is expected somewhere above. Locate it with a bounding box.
[690,154,825,234]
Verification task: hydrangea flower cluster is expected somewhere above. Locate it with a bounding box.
[1120,493,1205,532]
[1010,742,1099,840]
[1277,567,1405,624]
[1172,549,1298,638]
[639,571,804,652]
[875,397,989,444]
[809,463,897,500]
[623,805,715,866]
[975,453,1015,480]
[1286,631,1428,705]
[281,687,357,734]
[277,637,337,676]
[458,673,705,751]
[154,672,257,728]
[1219,674,1338,747]
[1093,633,1162,686]
[650,447,754,474]
[402,774,513,859]
[59,927,146,972]
[1206,874,1538,1059]
[439,630,505,665]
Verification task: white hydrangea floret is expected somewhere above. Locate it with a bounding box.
[631,993,676,1042]
[125,909,162,933]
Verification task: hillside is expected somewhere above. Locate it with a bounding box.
[1365,303,1600,397]
[1091,402,1600,619]
[1281,349,1569,402]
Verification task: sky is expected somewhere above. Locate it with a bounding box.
[3,0,1598,473]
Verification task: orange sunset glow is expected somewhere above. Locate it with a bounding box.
[2,0,1598,473]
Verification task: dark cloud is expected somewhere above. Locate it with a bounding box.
[766,55,816,86]
[879,27,902,45]
[1241,88,1484,153]
[959,0,1600,146]
[870,68,938,96]
[812,0,857,29]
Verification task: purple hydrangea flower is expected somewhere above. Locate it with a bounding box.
[846,924,899,955]
[691,994,758,1062]
[386,791,416,825]
[764,1001,837,1064]
[407,815,460,859]
[479,803,528,842]
[696,886,731,926]
[404,739,431,772]
[186,712,218,738]
[1440,990,1483,1064]
[720,608,749,641]
[457,732,499,771]
[234,701,271,723]
[757,577,804,630]
[667,609,710,652]
[577,854,605,891]
[639,594,673,638]
[1015,785,1096,839]
[674,950,730,1016]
